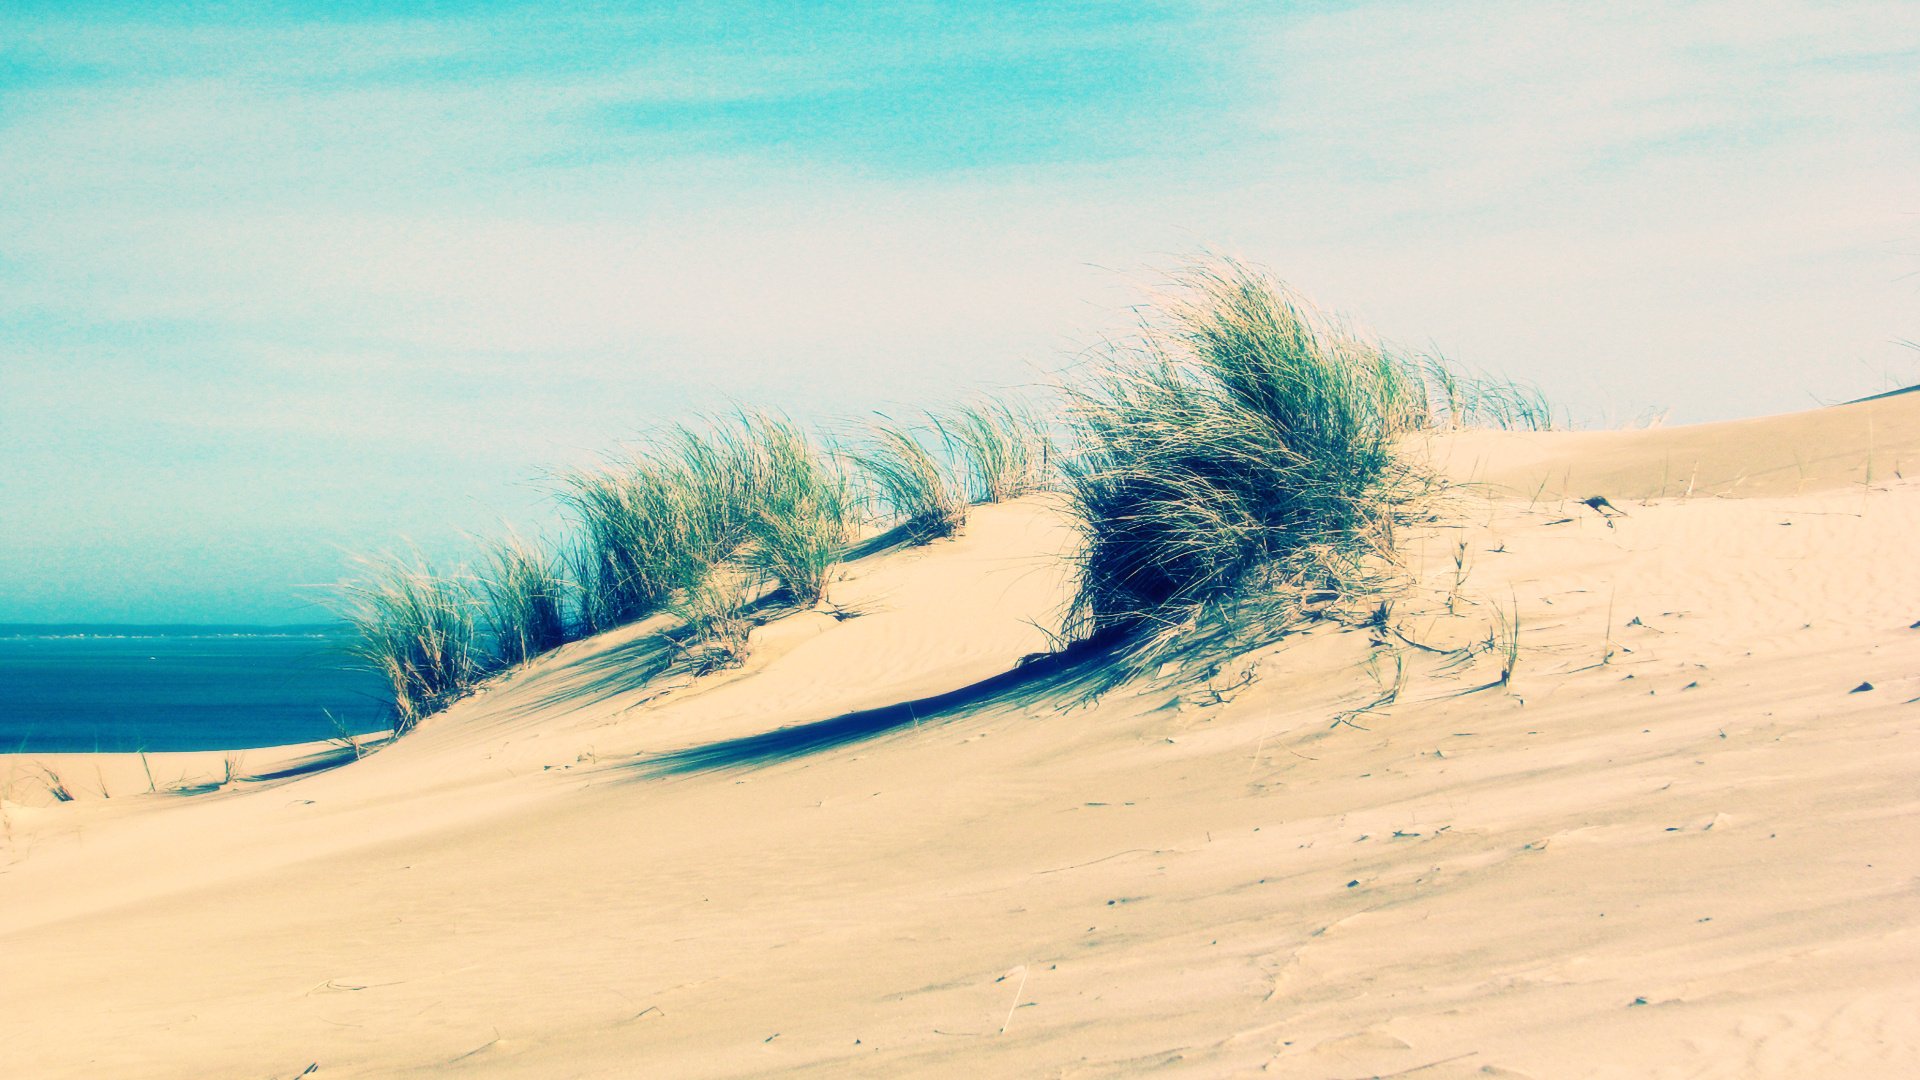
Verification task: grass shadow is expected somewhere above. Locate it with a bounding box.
[501,621,678,718]
[243,743,370,783]
[631,634,1120,777]
[839,520,922,562]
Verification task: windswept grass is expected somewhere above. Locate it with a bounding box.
[849,416,968,543]
[1061,258,1425,672]
[738,414,856,605]
[563,412,857,631]
[478,532,572,666]
[561,451,713,633]
[938,395,1055,503]
[339,252,1557,733]
[338,555,481,735]
[1418,356,1555,431]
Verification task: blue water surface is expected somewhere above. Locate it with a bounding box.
[0,628,390,752]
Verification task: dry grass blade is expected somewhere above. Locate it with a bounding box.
[39,766,74,803]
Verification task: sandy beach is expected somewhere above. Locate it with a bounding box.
[3,391,1917,1078]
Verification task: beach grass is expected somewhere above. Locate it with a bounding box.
[736,414,856,606]
[1059,258,1426,672]
[563,412,860,630]
[337,555,481,734]
[848,415,968,543]
[560,444,715,634]
[1417,356,1555,431]
[937,395,1055,504]
[667,567,756,673]
[478,532,572,667]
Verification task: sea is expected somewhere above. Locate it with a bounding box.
[0,624,391,753]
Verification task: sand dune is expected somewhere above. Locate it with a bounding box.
[1436,390,1919,499]
[3,394,1918,1077]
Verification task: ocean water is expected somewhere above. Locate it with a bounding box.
[0,626,390,753]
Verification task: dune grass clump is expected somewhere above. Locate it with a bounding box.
[478,533,572,667]
[938,395,1055,504]
[849,416,968,543]
[737,414,856,605]
[561,453,714,633]
[561,411,857,659]
[339,556,481,734]
[1062,259,1425,670]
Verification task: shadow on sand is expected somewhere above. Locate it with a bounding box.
[631,636,1119,777]
[505,626,679,720]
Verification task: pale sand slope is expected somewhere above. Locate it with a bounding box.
[1,394,1916,1078]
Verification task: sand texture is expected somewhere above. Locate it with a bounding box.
[3,393,1918,1078]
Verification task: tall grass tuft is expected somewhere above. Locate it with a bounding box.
[478,532,572,667]
[563,412,859,635]
[1061,258,1425,671]
[849,416,968,543]
[339,555,481,735]
[938,395,1055,503]
[560,453,712,633]
[737,413,856,605]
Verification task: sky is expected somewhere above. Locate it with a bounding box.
[2,1,1917,623]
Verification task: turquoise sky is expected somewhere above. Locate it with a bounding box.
[3,1,1917,622]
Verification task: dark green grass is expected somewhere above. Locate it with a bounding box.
[1060,259,1428,672]
[477,532,572,667]
[337,555,481,735]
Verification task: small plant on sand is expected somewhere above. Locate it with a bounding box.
[849,415,968,543]
[323,709,369,760]
[478,532,573,666]
[937,395,1055,504]
[39,766,74,803]
[1462,592,1523,695]
[338,555,482,735]
[1061,258,1426,673]
[667,568,755,673]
